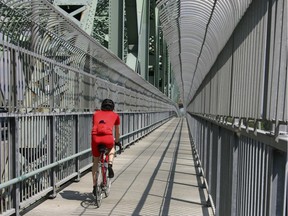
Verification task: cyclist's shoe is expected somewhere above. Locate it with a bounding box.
[108,164,114,178]
[92,186,96,196]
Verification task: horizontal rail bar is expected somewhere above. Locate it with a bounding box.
[190,113,287,152]
[0,149,91,190]
[0,116,172,191]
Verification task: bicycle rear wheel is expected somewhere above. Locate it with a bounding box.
[95,164,103,207]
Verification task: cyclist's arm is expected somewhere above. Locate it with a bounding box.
[114,125,120,143]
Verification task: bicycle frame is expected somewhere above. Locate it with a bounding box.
[95,144,112,207]
[100,151,109,186]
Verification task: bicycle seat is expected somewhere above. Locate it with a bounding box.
[98,144,107,153]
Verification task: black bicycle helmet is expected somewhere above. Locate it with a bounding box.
[101,99,115,111]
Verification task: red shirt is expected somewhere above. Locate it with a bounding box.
[91,110,120,135]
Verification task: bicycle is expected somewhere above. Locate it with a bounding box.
[94,144,112,207]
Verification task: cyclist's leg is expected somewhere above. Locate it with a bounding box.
[97,136,115,178]
[91,135,101,194]
[107,147,115,165]
[103,137,115,178]
[92,156,99,186]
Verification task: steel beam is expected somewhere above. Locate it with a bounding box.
[109,0,124,60]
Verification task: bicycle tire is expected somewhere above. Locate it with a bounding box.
[95,163,103,207]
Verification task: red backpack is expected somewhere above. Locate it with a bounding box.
[96,120,113,135]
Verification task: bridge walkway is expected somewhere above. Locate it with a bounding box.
[23,117,213,216]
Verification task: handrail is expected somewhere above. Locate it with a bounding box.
[0,115,172,191]
[0,149,91,190]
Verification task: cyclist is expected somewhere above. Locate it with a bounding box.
[91,99,120,196]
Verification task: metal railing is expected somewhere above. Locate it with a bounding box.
[0,0,178,114]
[0,1,179,215]
[184,1,287,215]
[187,113,287,216]
[0,111,176,215]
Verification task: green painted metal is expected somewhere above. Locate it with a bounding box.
[91,0,109,47]
[53,0,98,35]
[162,37,168,96]
[154,6,160,89]
[109,0,124,59]
[125,0,139,72]
[137,0,150,79]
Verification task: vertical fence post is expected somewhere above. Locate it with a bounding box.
[75,115,80,181]
[128,114,131,144]
[12,117,20,216]
[138,113,141,139]
[120,113,124,148]
[141,113,144,137]
[208,122,213,195]
[215,126,221,216]
[49,116,57,198]
[284,150,288,216]
[132,113,135,141]
[269,150,286,215]
[231,133,239,216]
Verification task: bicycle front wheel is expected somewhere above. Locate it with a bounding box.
[104,170,112,197]
[95,164,103,207]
